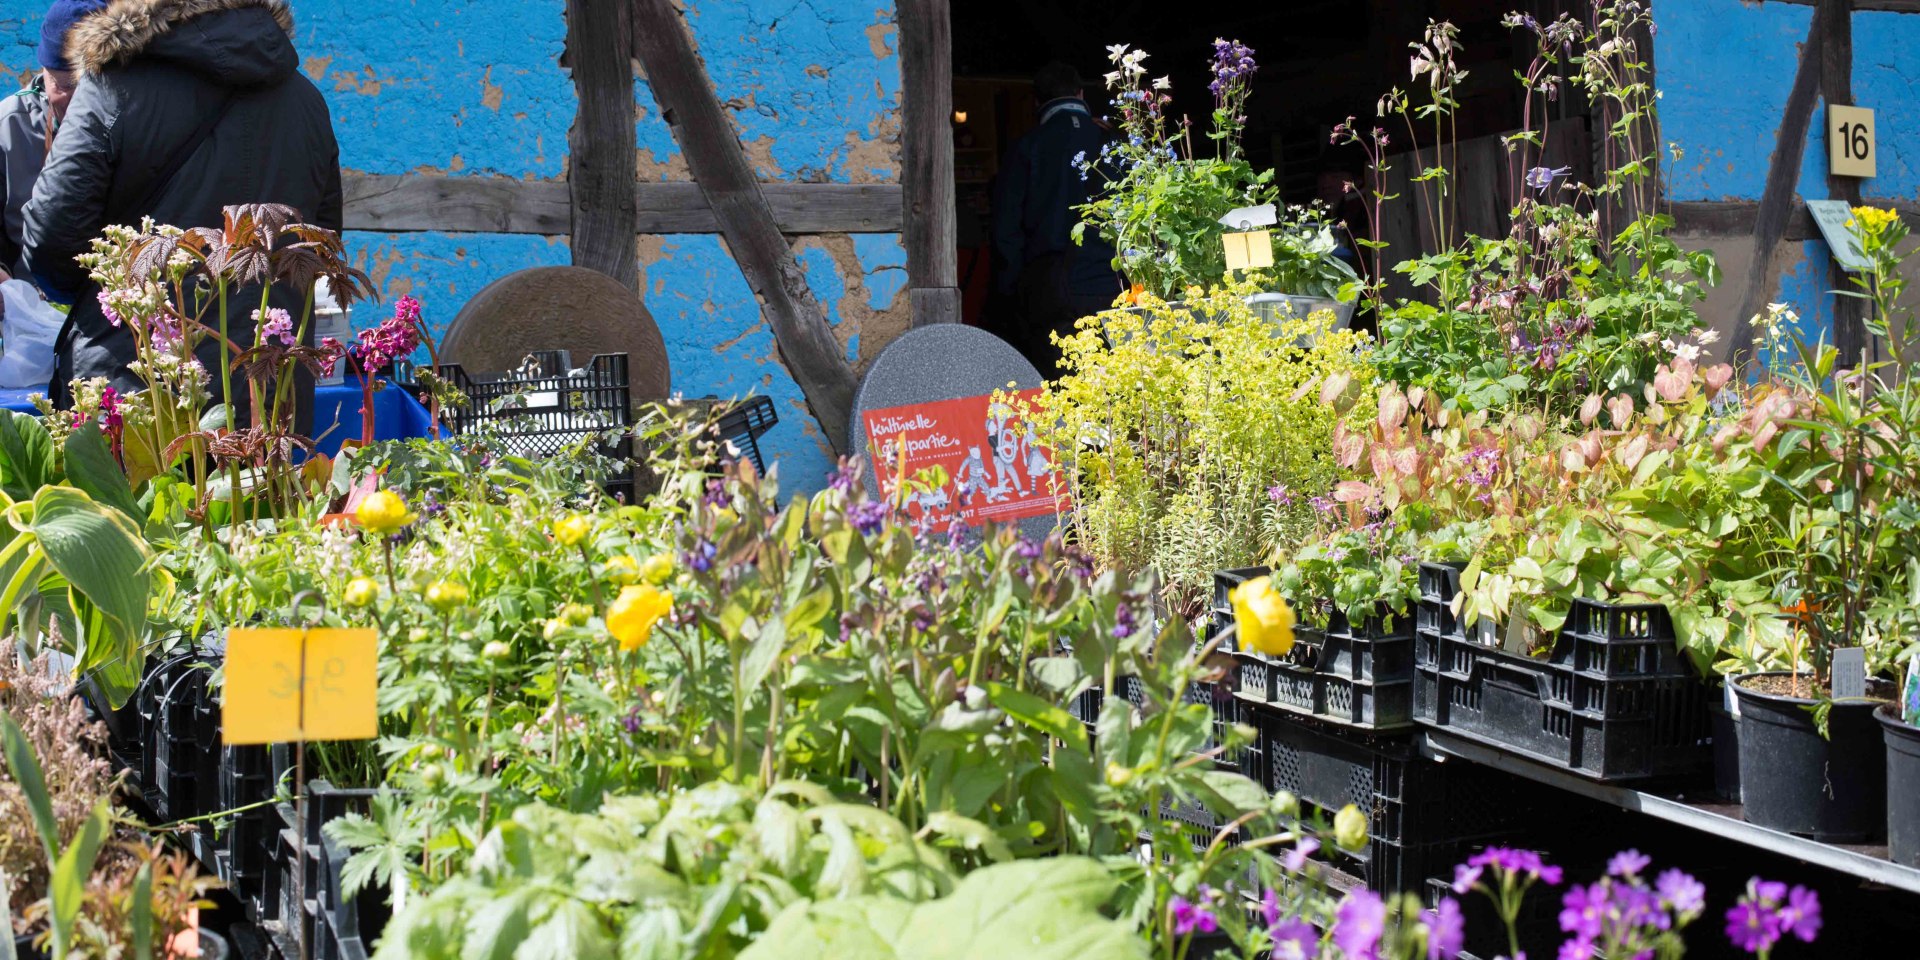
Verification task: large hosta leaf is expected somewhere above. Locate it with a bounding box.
[30,486,153,707]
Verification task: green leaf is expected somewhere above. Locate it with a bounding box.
[459,886,534,960]
[619,906,692,960]
[738,615,788,695]
[0,711,57,863]
[1196,770,1268,816]
[755,797,810,877]
[517,897,613,960]
[131,862,154,960]
[0,410,55,500]
[1026,657,1086,696]
[64,423,141,525]
[0,871,16,960]
[30,486,152,707]
[784,588,835,635]
[50,800,112,958]
[983,681,1087,753]
[921,811,1012,863]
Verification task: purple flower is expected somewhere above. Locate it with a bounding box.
[1425,897,1464,960]
[1270,917,1318,960]
[1171,895,1217,937]
[254,307,296,347]
[1468,847,1562,886]
[1725,900,1779,954]
[1310,495,1337,516]
[1334,890,1386,960]
[686,538,717,573]
[97,289,123,327]
[1755,880,1788,904]
[1452,862,1483,895]
[828,466,858,492]
[1560,882,1606,942]
[1557,942,1595,960]
[850,501,888,536]
[1779,886,1822,943]
[1260,888,1281,930]
[1656,869,1705,916]
[1283,836,1321,874]
[1268,483,1295,506]
[1016,537,1043,560]
[1525,165,1573,193]
[1607,849,1651,878]
[1112,603,1136,639]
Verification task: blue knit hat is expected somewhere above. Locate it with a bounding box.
[38,0,110,72]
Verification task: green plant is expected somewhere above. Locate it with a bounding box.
[0,711,113,958]
[1029,283,1376,618]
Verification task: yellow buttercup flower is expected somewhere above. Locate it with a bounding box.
[607,584,672,652]
[606,555,641,585]
[639,552,675,585]
[356,490,416,535]
[342,577,379,608]
[1230,575,1296,657]
[425,581,468,612]
[553,514,592,548]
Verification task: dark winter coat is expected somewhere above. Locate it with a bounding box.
[0,80,53,279]
[23,0,341,400]
[991,98,1120,298]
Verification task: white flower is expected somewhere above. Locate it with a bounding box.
[1153,76,1171,91]
[1695,328,1720,346]
[1660,338,1677,353]
[1122,49,1148,68]
[1104,71,1122,86]
[1672,342,1702,363]
[1106,43,1129,62]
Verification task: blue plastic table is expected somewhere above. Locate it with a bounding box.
[0,377,437,457]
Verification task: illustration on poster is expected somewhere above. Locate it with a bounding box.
[861,390,1068,532]
[987,402,1027,501]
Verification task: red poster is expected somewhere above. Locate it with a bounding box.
[861,390,1070,532]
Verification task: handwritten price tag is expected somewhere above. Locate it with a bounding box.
[223,628,378,744]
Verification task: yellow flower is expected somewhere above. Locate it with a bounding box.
[640,553,675,585]
[425,581,468,612]
[1852,205,1901,236]
[1230,575,1296,657]
[607,584,672,652]
[342,577,379,608]
[553,514,592,548]
[356,490,416,535]
[606,555,641,585]
[1333,803,1368,852]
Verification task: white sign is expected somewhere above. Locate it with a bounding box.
[1805,199,1872,274]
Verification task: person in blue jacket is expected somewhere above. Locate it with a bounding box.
[991,62,1121,376]
[0,0,107,281]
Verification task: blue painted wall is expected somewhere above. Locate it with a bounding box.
[0,0,907,491]
[1656,0,1920,346]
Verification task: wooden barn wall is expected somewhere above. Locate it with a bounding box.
[1656,0,1920,361]
[0,0,908,487]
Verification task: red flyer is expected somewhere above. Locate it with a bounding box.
[861,390,1070,532]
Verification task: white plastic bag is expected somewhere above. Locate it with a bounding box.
[0,278,62,389]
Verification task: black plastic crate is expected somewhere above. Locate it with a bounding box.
[1067,684,1102,746]
[708,395,778,474]
[145,653,220,823]
[1215,569,1416,732]
[217,745,278,892]
[265,781,384,960]
[1118,674,1253,775]
[1425,874,1563,960]
[1414,563,1713,782]
[435,351,635,501]
[1258,709,1537,894]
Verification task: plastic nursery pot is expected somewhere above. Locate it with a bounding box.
[1708,699,1741,803]
[1878,704,1920,867]
[1731,671,1888,842]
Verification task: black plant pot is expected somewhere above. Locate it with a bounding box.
[1879,704,1920,866]
[14,933,44,960]
[1732,672,1888,842]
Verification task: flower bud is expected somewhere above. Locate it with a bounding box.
[1334,803,1368,852]
[552,514,591,547]
[342,577,379,608]
[482,640,512,660]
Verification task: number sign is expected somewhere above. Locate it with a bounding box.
[1830,105,1877,179]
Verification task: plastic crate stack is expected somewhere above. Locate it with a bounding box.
[706,395,779,474]
[434,351,636,501]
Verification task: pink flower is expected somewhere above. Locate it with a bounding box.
[254,307,296,347]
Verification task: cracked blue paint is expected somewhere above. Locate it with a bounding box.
[346,232,573,344]
[1853,11,1920,200]
[1656,0,1813,202]
[794,243,860,363]
[854,234,908,310]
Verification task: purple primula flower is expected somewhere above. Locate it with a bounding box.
[1468,847,1562,886]
[1779,886,1822,943]
[1284,836,1321,874]
[1171,895,1218,937]
[1656,869,1705,916]
[1425,897,1465,960]
[1560,882,1607,942]
[1259,888,1281,930]
[1016,537,1044,560]
[1334,890,1386,960]
[1270,917,1318,960]
[1452,862,1483,895]
[1557,941,1595,960]
[1608,849,1651,878]
[1755,880,1788,904]
[1724,899,1779,954]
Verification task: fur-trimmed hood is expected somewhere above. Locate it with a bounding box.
[66,0,295,78]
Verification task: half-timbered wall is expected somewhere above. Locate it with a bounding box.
[1658,0,1920,360]
[0,0,909,486]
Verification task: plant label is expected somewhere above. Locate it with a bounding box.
[1222,231,1273,272]
[1831,646,1868,701]
[1828,104,1876,179]
[224,628,378,744]
[1905,656,1920,725]
[1804,199,1872,274]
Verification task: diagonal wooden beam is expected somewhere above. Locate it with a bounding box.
[1727,2,1834,364]
[898,0,960,327]
[564,0,639,291]
[629,0,858,454]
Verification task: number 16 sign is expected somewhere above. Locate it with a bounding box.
[1830,104,1877,179]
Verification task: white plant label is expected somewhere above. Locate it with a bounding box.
[1832,647,1868,700]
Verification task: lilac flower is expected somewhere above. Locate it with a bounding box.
[1560,882,1607,942]
[1283,836,1320,873]
[254,307,296,347]
[1267,483,1295,506]
[851,501,888,536]
[1525,165,1573,193]
[1270,917,1318,960]
[1778,886,1822,943]
[1724,899,1779,954]
[1608,849,1651,878]
[1656,869,1705,916]
[1171,894,1217,937]
[1425,897,1465,960]
[1334,889,1386,960]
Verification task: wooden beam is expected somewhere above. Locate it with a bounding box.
[342,174,903,235]
[629,0,858,454]
[1756,0,1920,10]
[564,0,639,290]
[1673,198,1920,240]
[897,0,961,326]
[1821,0,1867,357]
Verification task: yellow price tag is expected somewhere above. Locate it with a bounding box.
[1222,230,1273,272]
[223,628,378,745]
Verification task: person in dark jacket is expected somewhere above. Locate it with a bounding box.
[0,0,108,280]
[991,62,1120,377]
[23,0,342,409]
